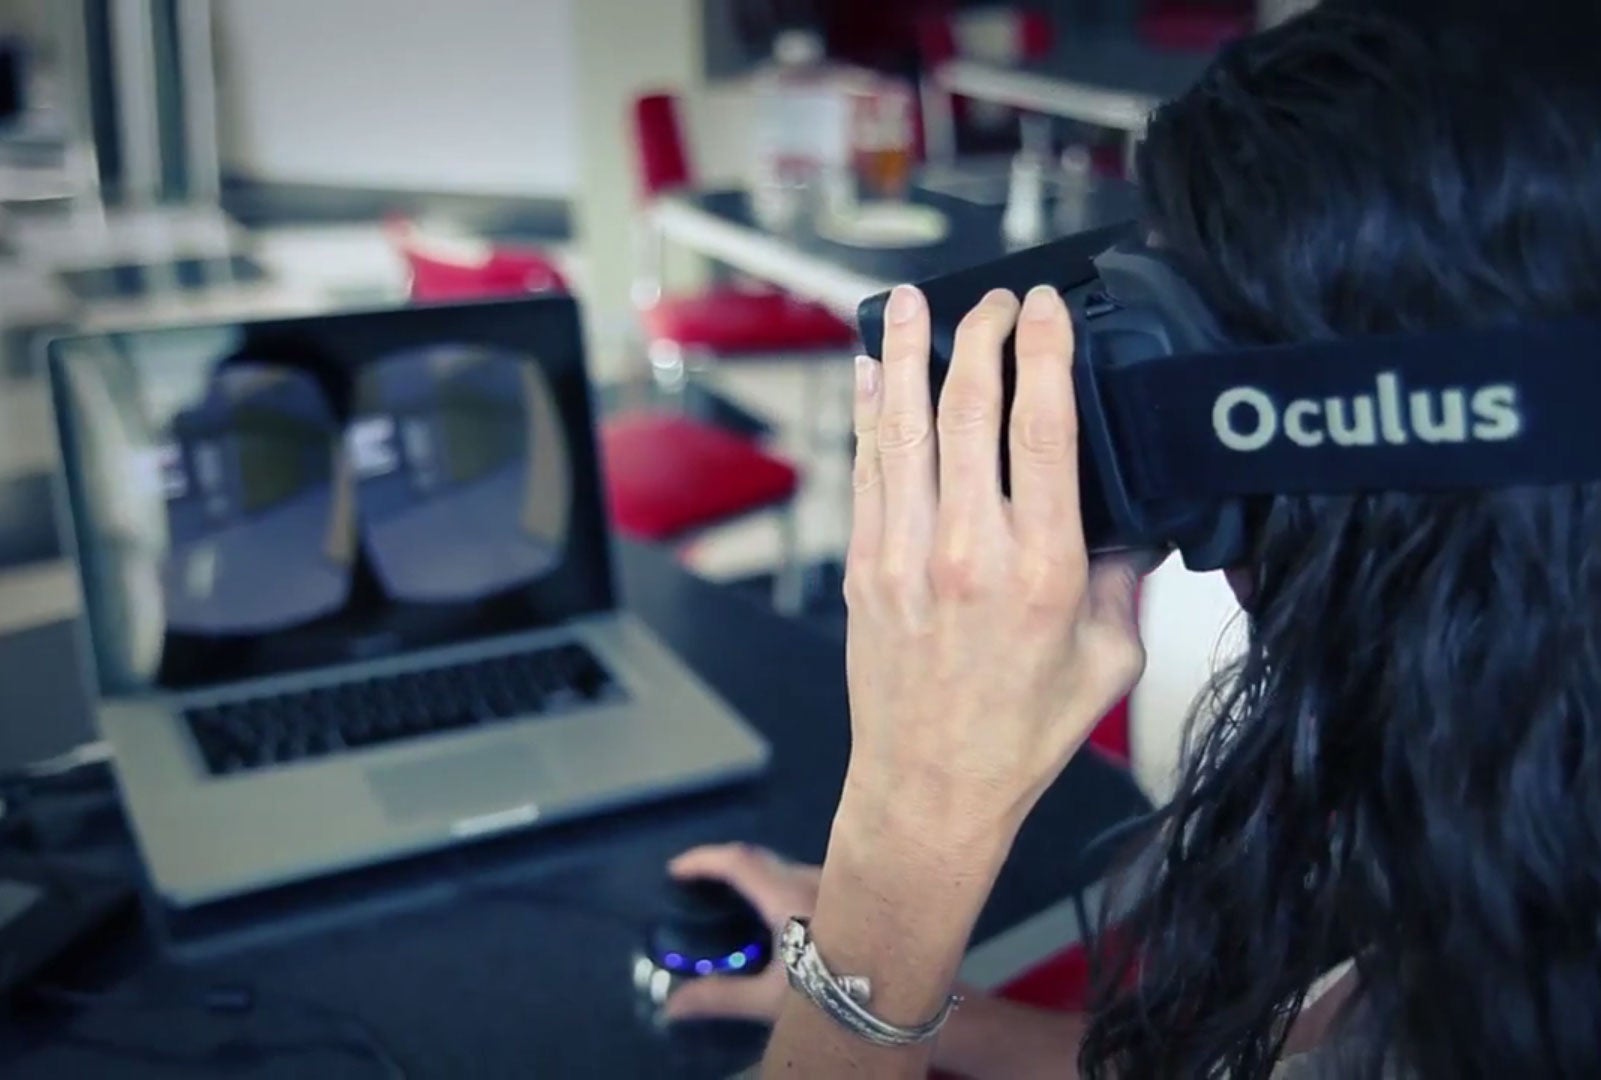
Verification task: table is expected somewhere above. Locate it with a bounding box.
[651,182,1143,320]
[923,35,1215,170]
[0,541,1152,1079]
[0,205,323,368]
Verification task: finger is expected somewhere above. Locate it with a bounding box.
[847,354,885,571]
[663,975,779,1023]
[1010,286,1082,561]
[667,843,787,918]
[937,288,1018,524]
[668,842,775,881]
[877,285,938,564]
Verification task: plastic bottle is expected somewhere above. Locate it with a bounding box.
[1003,149,1048,249]
[749,29,843,231]
[1054,144,1096,235]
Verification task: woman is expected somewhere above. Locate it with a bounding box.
[669,2,1601,1076]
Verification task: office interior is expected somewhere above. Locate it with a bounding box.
[0,1,1289,1075]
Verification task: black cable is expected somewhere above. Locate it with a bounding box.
[0,754,119,854]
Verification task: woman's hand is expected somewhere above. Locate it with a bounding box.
[841,283,1152,845]
[756,285,1154,1076]
[661,844,820,1024]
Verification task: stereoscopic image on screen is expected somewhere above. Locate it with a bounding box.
[349,345,572,603]
[53,333,352,687]
[156,364,350,633]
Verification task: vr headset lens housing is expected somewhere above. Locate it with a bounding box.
[857,221,1601,572]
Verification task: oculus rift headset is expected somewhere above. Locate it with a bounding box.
[858,220,1601,572]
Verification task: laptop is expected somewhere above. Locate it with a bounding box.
[44,295,770,908]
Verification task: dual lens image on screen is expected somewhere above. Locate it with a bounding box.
[97,344,572,639]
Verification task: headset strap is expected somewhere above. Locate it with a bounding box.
[1093,318,1601,500]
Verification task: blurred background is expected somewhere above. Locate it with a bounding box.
[0,0,1314,799]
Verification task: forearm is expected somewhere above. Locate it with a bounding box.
[760,782,1018,1077]
[932,992,1088,1080]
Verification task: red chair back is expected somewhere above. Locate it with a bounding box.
[632,92,695,200]
[915,12,961,69]
[912,7,1056,161]
[917,7,1055,68]
[1017,10,1055,60]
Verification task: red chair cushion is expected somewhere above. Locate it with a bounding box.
[1087,694,1132,764]
[641,288,858,355]
[599,412,800,540]
[999,939,1096,1011]
[402,246,569,301]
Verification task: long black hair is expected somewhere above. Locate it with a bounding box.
[1080,3,1601,1077]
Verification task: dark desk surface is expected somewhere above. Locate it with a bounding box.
[1,541,1151,1079]
[1023,36,1214,101]
[684,182,1143,294]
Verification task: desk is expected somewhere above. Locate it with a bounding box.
[924,36,1215,169]
[0,541,1151,1079]
[652,183,1142,319]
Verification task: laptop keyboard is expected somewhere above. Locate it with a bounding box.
[183,643,623,777]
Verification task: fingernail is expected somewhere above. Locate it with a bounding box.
[1021,285,1060,322]
[854,355,880,398]
[887,284,922,325]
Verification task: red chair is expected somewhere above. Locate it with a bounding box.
[1138,1,1254,53]
[387,217,569,299]
[388,221,808,610]
[598,413,799,543]
[629,92,859,391]
[913,7,1062,160]
[915,6,1054,73]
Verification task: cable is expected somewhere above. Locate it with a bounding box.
[25,980,408,1079]
[0,757,120,853]
[6,741,115,781]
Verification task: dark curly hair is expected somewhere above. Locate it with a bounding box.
[1079,2,1601,1077]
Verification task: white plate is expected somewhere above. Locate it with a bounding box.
[815,202,950,249]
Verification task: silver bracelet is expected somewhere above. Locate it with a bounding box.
[778,917,962,1048]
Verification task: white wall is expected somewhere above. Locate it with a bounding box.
[1130,562,1247,802]
[569,0,705,380]
[0,0,45,39]
[213,0,578,196]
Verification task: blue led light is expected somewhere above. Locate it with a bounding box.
[694,959,714,976]
[743,944,762,960]
[728,951,747,970]
[664,952,684,970]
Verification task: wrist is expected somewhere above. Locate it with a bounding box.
[802,793,1008,1030]
[836,764,1028,864]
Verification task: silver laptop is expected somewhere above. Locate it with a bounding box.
[44,296,769,908]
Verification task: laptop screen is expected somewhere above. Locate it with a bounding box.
[47,297,616,697]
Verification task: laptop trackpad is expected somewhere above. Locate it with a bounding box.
[366,744,549,825]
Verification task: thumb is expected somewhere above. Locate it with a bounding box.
[662,974,780,1023]
[1085,548,1162,630]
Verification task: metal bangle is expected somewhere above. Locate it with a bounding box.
[778,917,962,1048]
